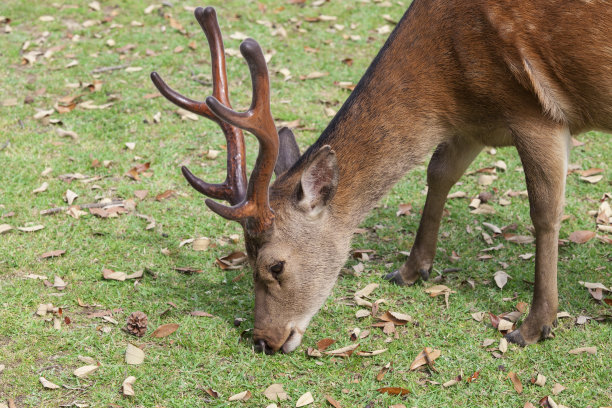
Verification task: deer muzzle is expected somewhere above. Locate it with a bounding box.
[253,325,304,354]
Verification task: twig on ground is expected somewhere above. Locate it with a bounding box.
[0,140,9,151]
[40,200,124,215]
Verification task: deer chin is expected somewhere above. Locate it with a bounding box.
[280,328,303,353]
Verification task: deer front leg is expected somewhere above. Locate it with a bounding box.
[505,122,571,346]
[385,136,482,285]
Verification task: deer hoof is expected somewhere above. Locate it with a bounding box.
[504,330,526,347]
[383,270,406,286]
[419,267,432,281]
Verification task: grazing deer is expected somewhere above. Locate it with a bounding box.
[152,2,611,354]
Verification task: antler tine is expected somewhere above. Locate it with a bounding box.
[205,38,279,233]
[151,7,247,205]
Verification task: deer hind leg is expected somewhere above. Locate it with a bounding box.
[385,136,483,285]
[505,121,571,346]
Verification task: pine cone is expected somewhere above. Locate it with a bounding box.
[126,311,148,337]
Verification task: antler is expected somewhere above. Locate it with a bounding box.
[150,7,246,206]
[205,38,279,233]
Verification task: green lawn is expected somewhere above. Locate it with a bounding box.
[0,0,610,407]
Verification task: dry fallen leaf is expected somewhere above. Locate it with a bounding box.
[472,311,486,322]
[356,309,370,318]
[190,310,213,317]
[17,224,44,232]
[504,234,535,244]
[151,323,179,338]
[155,189,175,201]
[396,203,412,216]
[356,348,387,356]
[125,343,145,365]
[568,230,596,244]
[33,182,49,194]
[122,376,136,396]
[39,376,60,389]
[409,347,441,370]
[102,268,127,281]
[552,383,566,395]
[494,270,511,289]
[192,237,210,251]
[325,343,359,357]
[532,373,546,386]
[499,337,508,353]
[325,395,342,408]
[568,346,596,355]
[228,390,251,401]
[355,283,379,298]
[0,224,12,234]
[316,338,336,351]
[263,383,288,401]
[296,391,314,407]
[216,251,248,270]
[73,365,98,378]
[508,371,523,394]
[376,387,410,396]
[40,249,66,259]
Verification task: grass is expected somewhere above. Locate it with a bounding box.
[0,0,610,407]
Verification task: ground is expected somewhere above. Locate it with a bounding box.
[0,0,610,407]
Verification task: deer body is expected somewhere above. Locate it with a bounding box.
[153,0,611,353]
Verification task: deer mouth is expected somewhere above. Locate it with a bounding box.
[280,328,303,353]
[253,325,304,354]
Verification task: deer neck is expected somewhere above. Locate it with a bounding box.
[305,22,447,228]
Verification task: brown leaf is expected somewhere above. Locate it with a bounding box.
[504,234,535,244]
[317,338,336,351]
[122,376,136,396]
[216,251,247,270]
[568,346,596,355]
[378,311,412,325]
[190,311,213,317]
[325,343,359,357]
[151,323,179,338]
[102,268,127,281]
[493,271,511,289]
[228,390,252,401]
[205,388,219,398]
[155,190,175,201]
[134,190,149,200]
[552,383,566,395]
[325,395,342,408]
[39,376,60,389]
[40,249,66,259]
[467,370,480,383]
[568,230,595,244]
[376,362,391,381]
[126,162,150,180]
[296,391,314,407]
[396,203,412,216]
[263,383,288,401]
[539,396,558,408]
[508,371,523,394]
[409,347,441,370]
[376,387,410,396]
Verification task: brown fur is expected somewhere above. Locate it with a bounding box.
[223,0,611,352]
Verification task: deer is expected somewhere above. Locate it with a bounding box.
[151,1,612,354]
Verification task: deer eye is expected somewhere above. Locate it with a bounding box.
[269,261,285,277]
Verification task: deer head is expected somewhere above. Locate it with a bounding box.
[151,7,348,354]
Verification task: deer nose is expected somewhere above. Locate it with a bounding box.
[254,338,276,355]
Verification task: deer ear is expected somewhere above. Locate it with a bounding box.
[274,127,300,176]
[298,145,338,215]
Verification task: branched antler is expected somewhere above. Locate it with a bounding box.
[205,38,279,233]
[151,7,247,205]
[151,7,280,233]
